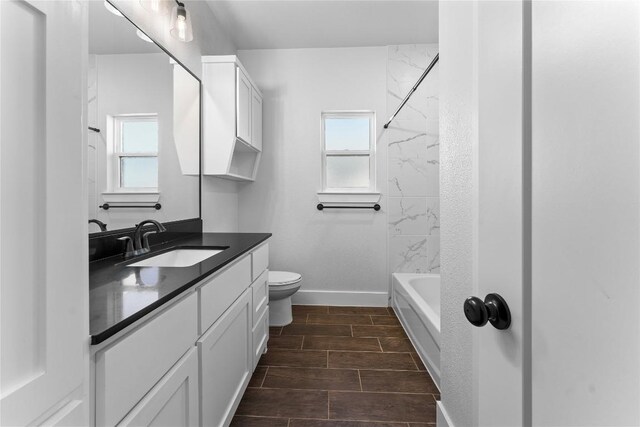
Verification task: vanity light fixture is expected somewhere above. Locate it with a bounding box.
[170,1,193,42]
[104,0,123,17]
[140,0,170,15]
[136,29,154,43]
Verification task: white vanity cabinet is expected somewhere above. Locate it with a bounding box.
[197,242,269,426]
[92,241,270,427]
[94,293,198,427]
[202,56,263,181]
[251,270,269,368]
[198,290,253,427]
[118,348,199,427]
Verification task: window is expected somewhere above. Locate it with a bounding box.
[111,115,159,191]
[321,111,376,192]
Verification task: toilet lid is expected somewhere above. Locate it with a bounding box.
[268,271,302,286]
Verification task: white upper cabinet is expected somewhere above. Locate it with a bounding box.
[251,87,263,152]
[236,67,252,145]
[202,56,263,181]
[0,1,88,425]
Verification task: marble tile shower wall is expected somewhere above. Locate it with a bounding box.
[387,44,440,274]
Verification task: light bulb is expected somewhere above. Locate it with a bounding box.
[170,2,193,42]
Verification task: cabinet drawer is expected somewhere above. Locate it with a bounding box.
[199,255,251,334]
[251,269,268,327]
[252,243,269,281]
[95,293,198,427]
[252,307,269,369]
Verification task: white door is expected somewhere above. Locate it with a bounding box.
[530,1,639,425]
[473,1,528,425]
[0,1,88,426]
[439,1,640,426]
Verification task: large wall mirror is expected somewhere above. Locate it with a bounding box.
[88,1,200,235]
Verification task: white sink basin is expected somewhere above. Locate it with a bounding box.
[127,249,225,268]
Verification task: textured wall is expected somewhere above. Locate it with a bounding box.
[531,2,640,424]
[237,47,389,304]
[386,44,440,275]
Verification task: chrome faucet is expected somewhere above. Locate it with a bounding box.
[118,219,167,259]
[89,218,107,232]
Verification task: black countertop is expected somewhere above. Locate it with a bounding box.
[90,232,271,345]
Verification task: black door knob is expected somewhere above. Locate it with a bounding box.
[463,293,511,330]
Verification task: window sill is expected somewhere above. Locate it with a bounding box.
[317,191,381,204]
[102,192,160,204]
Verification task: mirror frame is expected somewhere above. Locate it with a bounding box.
[89,1,202,238]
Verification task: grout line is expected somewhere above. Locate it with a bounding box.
[326,350,329,368]
[327,389,330,420]
[300,335,305,350]
[350,325,353,337]
[251,385,437,395]
[377,337,384,352]
[260,366,269,387]
[357,369,363,392]
[287,419,291,427]
[287,418,435,425]
[410,353,421,371]
[256,366,427,373]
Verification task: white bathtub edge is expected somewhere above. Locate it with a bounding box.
[392,273,441,388]
[291,290,389,307]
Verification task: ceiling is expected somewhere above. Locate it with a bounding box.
[89,1,161,55]
[204,0,439,50]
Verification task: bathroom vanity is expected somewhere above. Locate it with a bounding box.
[90,233,270,427]
[84,2,271,426]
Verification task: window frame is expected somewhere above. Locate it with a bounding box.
[110,114,159,192]
[321,111,376,193]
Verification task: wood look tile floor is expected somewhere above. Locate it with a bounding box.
[231,305,439,426]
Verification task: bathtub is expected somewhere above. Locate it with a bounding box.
[392,273,441,388]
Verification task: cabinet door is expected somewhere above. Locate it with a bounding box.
[96,293,198,427]
[118,348,199,427]
[0,1,88,425]
[250,88,263,151]
[198,289,252,427]
[252,307,269,369]
[236,67,252,144]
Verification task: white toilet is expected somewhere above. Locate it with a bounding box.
[268,271,302,326]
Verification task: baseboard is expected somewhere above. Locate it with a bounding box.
[291,290,389,307]
[437,401,455,427]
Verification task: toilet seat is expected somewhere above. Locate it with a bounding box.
[268,271,302,286]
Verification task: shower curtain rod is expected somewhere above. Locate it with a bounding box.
[383,53,439,129]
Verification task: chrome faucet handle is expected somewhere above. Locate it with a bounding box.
[142,231,156,251]
[117,236,135,258]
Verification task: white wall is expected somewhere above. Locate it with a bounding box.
[111,0,240,232]
[237,47,389,305]
[531,2,639,425]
